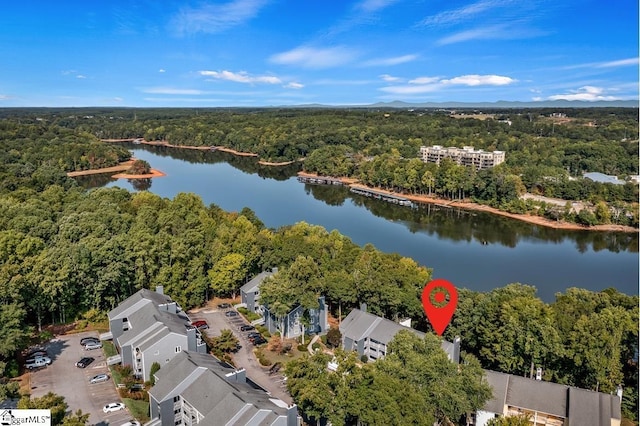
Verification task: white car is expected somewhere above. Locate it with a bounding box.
[120,421,141,426]
[103,402,125,413]
[89,374,109,384]
[85,341,103,350]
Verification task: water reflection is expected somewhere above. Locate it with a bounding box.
[303,183,638,254]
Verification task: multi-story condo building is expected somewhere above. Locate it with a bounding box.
[102,286,207,381]
[420,145,505,169]
[148,351,299,426]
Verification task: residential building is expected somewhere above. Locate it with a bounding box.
[263,296,329,339]
[102,286,207,381]
[240,269,277,313]
[583,172,626,185]
[419,145,505,169]
[475,370,622,426]
[339,308,460,363]
[148,351,300,426]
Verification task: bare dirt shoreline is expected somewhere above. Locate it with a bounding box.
[296,172,638,233]
[66,159,166,179]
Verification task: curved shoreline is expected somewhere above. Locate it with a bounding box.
[66,159,166,179]
[102,138,259,157]
[297,172,638,233]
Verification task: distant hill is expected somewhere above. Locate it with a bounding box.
[287,100,639,109]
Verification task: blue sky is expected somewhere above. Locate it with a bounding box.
[1,0,638,107]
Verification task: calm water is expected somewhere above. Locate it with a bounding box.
[80,145,639,302]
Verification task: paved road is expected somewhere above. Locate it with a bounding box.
[29,331,133,426]
[190,307,292,404]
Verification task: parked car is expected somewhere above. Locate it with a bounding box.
[120,420,141,426]
[90,374,109,384]
[191,320,209,330]
[247,332,262,339]
[225,311,238,317]
[26,350,48,359]
[252,337,267,345]
[217,303,231,309]
[80,337,100,346]
[103,402,125,413]
[75,357,95,368]
[84,342,103,350]
[25,357,51,370]
[240,325,255,331]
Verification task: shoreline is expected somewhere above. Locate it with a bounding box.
[66,159,166,179]
[296,172,638,233]
[102,138,259,157]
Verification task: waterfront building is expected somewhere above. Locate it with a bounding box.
[420,145,505,169]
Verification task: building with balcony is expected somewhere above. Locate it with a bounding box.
[419,145,505,169]
[475,370,622,426]
[103,286,207,381]
[339,307,460,363]
[148,351,299,426]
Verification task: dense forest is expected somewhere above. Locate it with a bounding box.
[0,110,637,423]
[3,107,637,227]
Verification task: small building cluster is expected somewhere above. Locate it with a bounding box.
[419,145,506,169]
[103,287,300,425]
[101,285,621,426]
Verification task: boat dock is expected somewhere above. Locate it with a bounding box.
[297,176,344,186]
[349,186,415,207]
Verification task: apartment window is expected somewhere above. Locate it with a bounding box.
[173,396,180,402]
[175,346,182,353]
[174,409,181,414]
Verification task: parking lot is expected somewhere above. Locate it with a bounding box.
[29,331,133,426]
[190,305,291,404]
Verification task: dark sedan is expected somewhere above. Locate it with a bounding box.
[75,357,95,368]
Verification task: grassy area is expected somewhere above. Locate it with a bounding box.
[237,307,261,322]
[123,398,150,422]
[102,340,117,358]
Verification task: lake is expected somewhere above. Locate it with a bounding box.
[79,144,639,302]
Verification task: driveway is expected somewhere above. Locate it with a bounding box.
[190,307,292,404]
[29,331,133,425]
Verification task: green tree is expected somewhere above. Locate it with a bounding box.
[62,410,91,426]
[150,361,161,386]
[18,392,68,425]
[486,414,532,426]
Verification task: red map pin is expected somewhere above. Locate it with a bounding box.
[421,278,458,336]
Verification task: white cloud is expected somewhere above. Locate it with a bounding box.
[159,69,166,73]
[284,82,304,89]
[199,70,282,84]
[76,75,87,79]
[409,76,440,84]
[420,0,512,27]
[0,95,9,100]
[381,73,516,94]
[547,86,620,101]
[364,54,418,66]
[380,74,401,82]
[270,46,357,68]
[561,57,640,70]
[441,74,516,86]
[143,88,207,95]
[356,0,398,13]
[171,0,269,35]
[436,22,546,45]
[597,58,639,68]
[113,97,123,102]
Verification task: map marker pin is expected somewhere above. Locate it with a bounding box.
[421,278,458,336]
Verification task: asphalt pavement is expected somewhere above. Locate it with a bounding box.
[190,306,293,404]
[29,331,132,425]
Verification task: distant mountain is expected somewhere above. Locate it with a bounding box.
[285,100,639,109]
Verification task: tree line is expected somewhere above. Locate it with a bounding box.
[0,111,637,423]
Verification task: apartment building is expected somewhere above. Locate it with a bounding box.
[103,286,207,381]
[148,351,299,426]
[420,145,505,169]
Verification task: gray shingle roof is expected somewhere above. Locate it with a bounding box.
[483,369,622,425]
[108,288,173,320]
[240,271,275,294]
[339,309,458,360]
[149,351,292,425]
